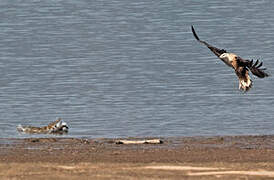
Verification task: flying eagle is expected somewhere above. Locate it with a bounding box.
[191,26,269,92]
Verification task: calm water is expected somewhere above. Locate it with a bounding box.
[0,0,274,138]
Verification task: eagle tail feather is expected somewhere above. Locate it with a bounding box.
[238,75,252,92]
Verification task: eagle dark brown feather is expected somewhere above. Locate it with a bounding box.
[248,59,269,78]
[236,57,269,78]
[191,26,227,57]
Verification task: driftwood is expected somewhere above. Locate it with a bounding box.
[115,139,163,145]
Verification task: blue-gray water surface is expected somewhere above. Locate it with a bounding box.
[0,0,274,138]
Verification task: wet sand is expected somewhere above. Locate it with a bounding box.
[1,135,274,179]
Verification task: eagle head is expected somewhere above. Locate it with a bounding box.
[219,53,236,68]
[219,53,230,60]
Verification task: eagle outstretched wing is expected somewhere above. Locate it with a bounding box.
[236,57,269,78]
[247,59,269,78]
[191,26,227,57]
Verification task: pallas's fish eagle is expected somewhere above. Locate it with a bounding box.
[191,26,269,92]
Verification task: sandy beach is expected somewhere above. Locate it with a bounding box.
[1,135,274,179]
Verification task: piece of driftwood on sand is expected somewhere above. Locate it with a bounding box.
[115,139,163,144]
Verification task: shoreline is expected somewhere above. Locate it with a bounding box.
[1,135,274,179]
